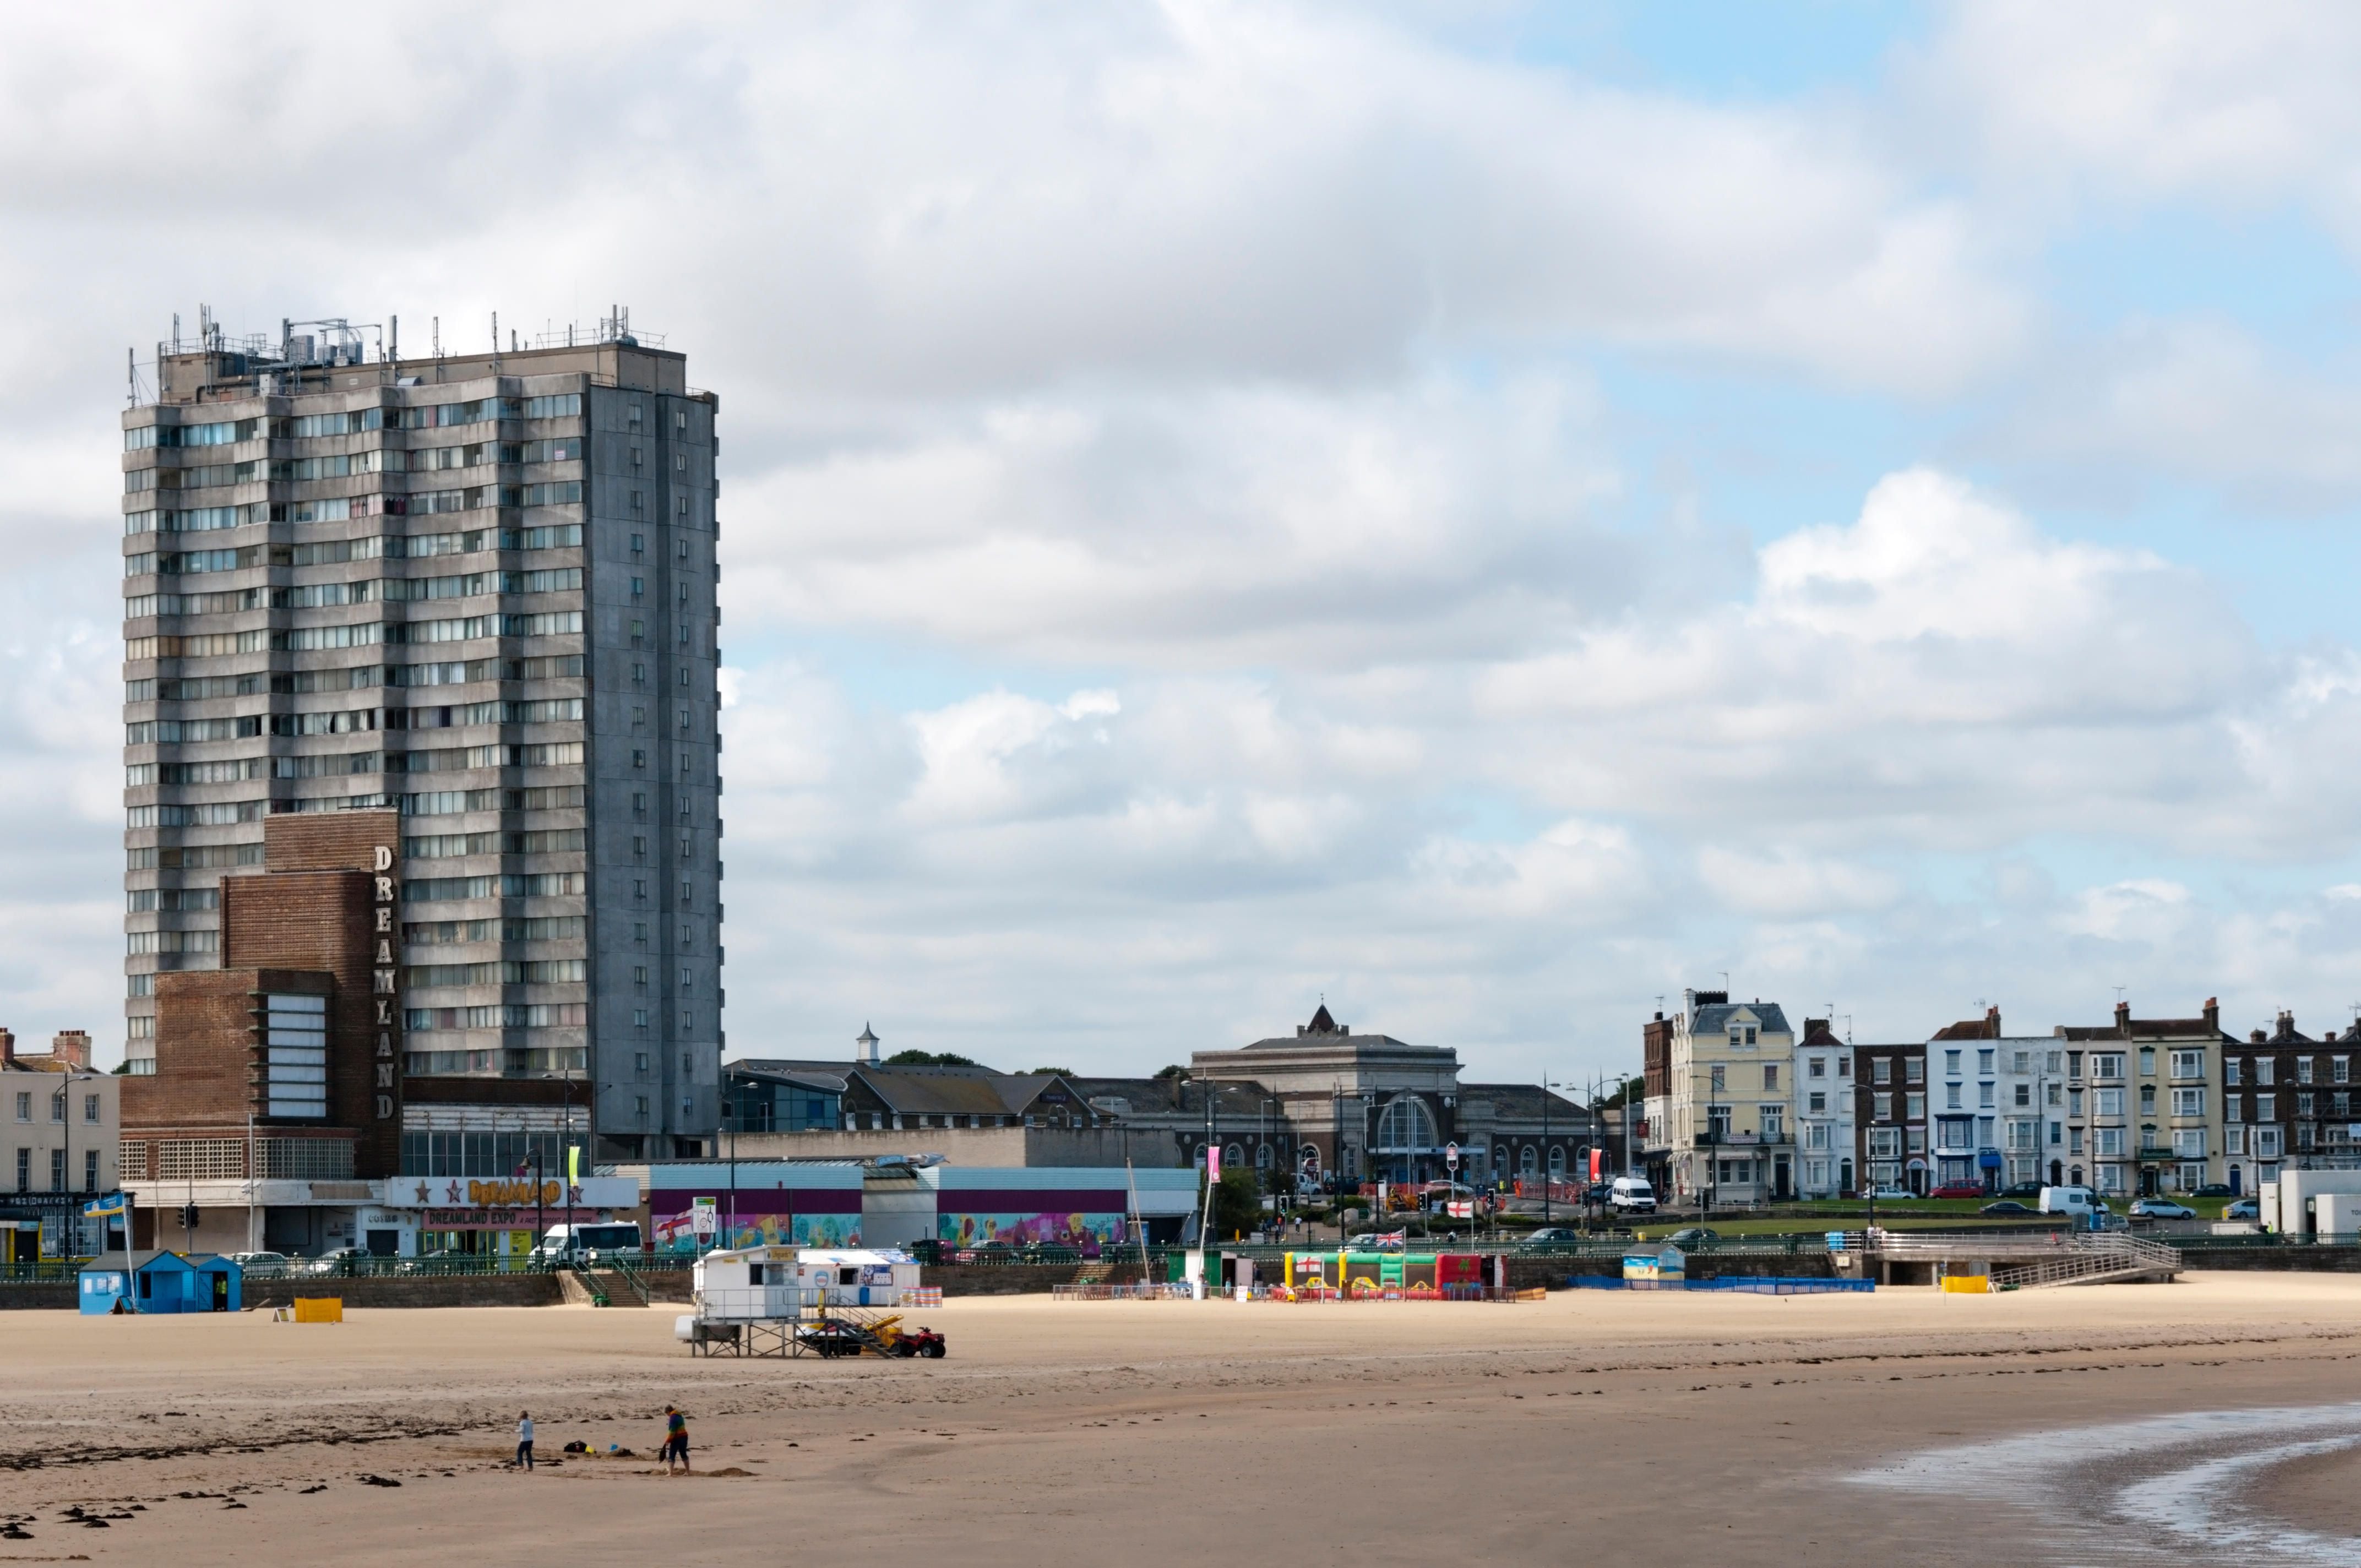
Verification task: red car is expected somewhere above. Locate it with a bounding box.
[1928,1182,1987,1200]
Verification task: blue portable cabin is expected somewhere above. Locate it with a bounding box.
[79,1251,242,1315]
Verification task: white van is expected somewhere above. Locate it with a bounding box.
[1608,1177,1656,1215]
[2038,1185,2102,1220]
[530,1221,643,1263]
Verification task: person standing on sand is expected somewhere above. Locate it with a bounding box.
[663,1405,690,1474]
[516,1411,535,1471]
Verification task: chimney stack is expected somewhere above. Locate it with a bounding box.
[0,1030,13,1066]
[49,1031,90,1070]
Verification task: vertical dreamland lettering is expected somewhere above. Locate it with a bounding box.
[373,844,399,1119]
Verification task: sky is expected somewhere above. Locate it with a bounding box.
[8,2,2361,1081]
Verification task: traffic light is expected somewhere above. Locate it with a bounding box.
[179,1204,199,1232]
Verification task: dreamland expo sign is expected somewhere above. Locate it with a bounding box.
[382,1175,638,1218]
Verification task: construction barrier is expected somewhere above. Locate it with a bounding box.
[899,1287,944,1309]
[1940,1275,1993,1295]
[292,1297,344,1322]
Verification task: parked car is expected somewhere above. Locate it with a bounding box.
[2128,1199,2196,1221]
[2000,1181,2044,1199]
[2193,1184,2234,1199]
[1864,1185,1913,1201]
[307,1246,370,1273]
[1663,1227,1720,1249]
[225,1251,291,1275]
[1928,1183,1987,1200]
[2225,1197,2260,1221]
[1525,1227,1584,1244]
[1979,1200,2036,1216]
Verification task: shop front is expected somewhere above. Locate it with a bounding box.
[368,1174,640,1257]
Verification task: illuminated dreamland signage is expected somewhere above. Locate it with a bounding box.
[372,845,399,1121]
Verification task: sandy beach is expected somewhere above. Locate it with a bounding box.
[0,1273,2354,1564]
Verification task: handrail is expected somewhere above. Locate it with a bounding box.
[605,1254,652,1305]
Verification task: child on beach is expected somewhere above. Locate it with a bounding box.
[662,1406,690,1473]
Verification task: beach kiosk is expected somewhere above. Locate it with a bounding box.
[79,1251,242,1315]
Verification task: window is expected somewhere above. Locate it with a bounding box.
[1709,1065,1725,1093]
[2257,1126,2283,1158]
[1707,1106,1731,1139]
[2172,1050,2205,1081]
[10,1093,24,1123]
[83,1094,97,1124]
[1945,1084,1962,1110]
[2173,1128,2206,1158]
[1837,1056,1850,1078]
[2139,1047,2156,1077]
[2069,1127,2083,1154]
[1979,1082,1996,1108]
[1869,1128,1901,1158]
[2015,1084,2032,1107]
[2096,1127,2124,1157]
[2047,1051,2063,1074]
[1873,1058,1892,1085]
[48,1148,62,1192]
[2258,1093,2276,1121]
[2049,1120,2063,1146]
[10,1148,21,1191]
[2300,1123,2317,1151]
[2299,1057,2316,1085]
[1759,1105,1783,1139]
[2299,1092,2315,1119]
[2070,1088,2083,1115]
[1808,1091,1827,1113]
[2013,1051,2030,1074]
[1906,1127,1925,1153]
[2340,1057,2353,1085]
[2092,1054,2124,1081]
[1808,1056,1826,1079]
[2257,1058,2276,1086]
[1874,1092,1892,1121]
[1905,1092,1925,1121]
[1762,1064,1779,1091]
[2226,1058,2243,1086]
[2228,1125,2246,1154]
[1805,1123,1829,1148]
[2172,1088,2205,1117]
[2096,1088,2124,1117]
[1978,1049,1994,1074]
[2140,1085,2157,1115]
[83,1148,97,1192]
[1906,1058,1924,1085]
[48,1095,63,1124]
[1945,1049,1962,1076]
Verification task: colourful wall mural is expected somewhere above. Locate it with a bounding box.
[652,1206,862,1254]
[937,1210,1122,1254]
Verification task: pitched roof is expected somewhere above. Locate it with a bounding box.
[1693,1001,1792,1037]
[1930,1008,2001,1042]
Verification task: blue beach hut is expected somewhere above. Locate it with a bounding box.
[79,1251,242,1315]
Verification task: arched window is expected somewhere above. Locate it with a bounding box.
[1255,1142,1272,1169]
[1223,1143,1244,1169]
[1375,1095,1438,1151]
[1299,1144,1323,1178]
[1493,1145,1509,1172]
[1519,1145,1538,1175]
[1548,1146,1566,1175]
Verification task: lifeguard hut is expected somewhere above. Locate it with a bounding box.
[79,1251,242,1315]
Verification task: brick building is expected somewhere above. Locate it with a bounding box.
[2224,1011,2361,1196]
[123,812,404,1253]
[1853,1042,1928,1195]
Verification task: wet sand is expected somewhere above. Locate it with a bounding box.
[0,1272,2357,1564]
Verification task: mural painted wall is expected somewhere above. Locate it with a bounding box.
[650,1201,862,1254]
[937,1210,1122,1253]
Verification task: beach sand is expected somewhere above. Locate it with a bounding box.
[0,1271,2355,1564]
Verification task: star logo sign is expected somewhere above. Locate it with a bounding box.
[413,1183,431,1203]
[444,1180,463,1204]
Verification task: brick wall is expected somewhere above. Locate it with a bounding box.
[264,809,399,874]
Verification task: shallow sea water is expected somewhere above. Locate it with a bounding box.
[1854,1403,2361,1566]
